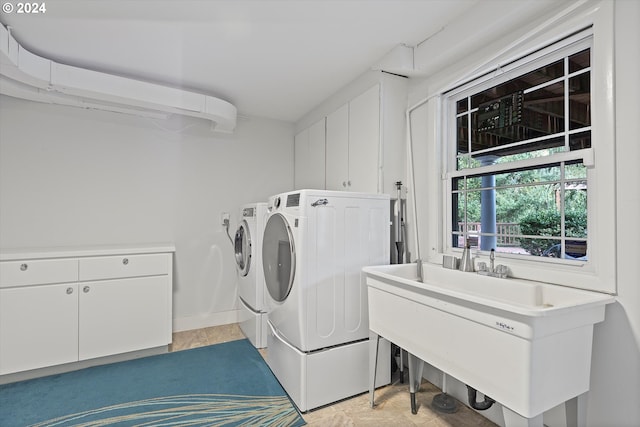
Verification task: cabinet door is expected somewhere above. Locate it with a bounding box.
[325,103,349,190]
[348,84,380,193]
[78,276,171,360]
[294,118,326,190]
[0,284,78,374]
[294,128,310,190]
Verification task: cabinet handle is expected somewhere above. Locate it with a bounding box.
[20,263,28,271]
[342,181,347,187]
[122,258,129,265]
[66,287,74,295]
[347,180,351,186]
[83,286,90,293]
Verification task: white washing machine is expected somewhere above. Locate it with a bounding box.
[262,189,391,411]
[234,202,268,348]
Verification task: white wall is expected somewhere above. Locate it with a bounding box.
[404,1,639,426]
[592,2,640,426]
[0,95,294,331]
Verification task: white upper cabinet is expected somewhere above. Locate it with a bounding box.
[345,84,380,193]
[294,118,326,190]
[326,85,380,193]
[325,103,350,191]
[295,72,407,195]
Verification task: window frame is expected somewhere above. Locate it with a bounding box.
[445,35,593,260]
[433,23,616,294]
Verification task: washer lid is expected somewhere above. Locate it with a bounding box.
[262,213,295,302]
[234,220,251,277]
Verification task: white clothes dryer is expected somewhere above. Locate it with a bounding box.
[234,202,268,348]
[262,189,391,411]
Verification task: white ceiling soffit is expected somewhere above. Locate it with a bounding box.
[371,44,422,77]
[0,24,237,132]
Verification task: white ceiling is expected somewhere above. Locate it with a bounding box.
[1,0,480,123]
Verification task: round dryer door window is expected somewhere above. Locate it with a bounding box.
[262,213,295,302]
[234,220,251,277]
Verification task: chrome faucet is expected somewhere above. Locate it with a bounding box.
[489,249,495,273]
[477,249,509,278]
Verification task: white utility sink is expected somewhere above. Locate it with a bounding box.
[364,262,615,426]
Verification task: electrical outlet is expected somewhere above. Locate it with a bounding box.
[221,212,230,226]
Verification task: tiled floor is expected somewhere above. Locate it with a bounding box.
[171,325,498,427]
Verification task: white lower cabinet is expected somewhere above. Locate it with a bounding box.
[79,275,171,360]
[0,283,79,374]
[0,245,174,377]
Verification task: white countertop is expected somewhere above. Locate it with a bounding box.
[0,243,176,261]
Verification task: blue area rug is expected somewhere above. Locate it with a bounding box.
[0,339,305,426]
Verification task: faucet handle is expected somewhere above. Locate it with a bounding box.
[477,261,488,272]
[495,264,509,278]
[416,259,424,283]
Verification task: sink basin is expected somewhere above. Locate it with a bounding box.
[363,262,615,420]
[364,262,615,339]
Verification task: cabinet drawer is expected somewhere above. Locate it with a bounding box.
[0,258,78,288]
[79,253,170,281]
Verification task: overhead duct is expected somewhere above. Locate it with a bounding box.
[0,24,237,133]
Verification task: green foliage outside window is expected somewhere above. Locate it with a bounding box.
[518,209,587,256]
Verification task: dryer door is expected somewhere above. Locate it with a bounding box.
[234,220,251,277]
[262,213,295,302]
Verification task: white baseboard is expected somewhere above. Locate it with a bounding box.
[172,309,241,332]
[0,346,168,385]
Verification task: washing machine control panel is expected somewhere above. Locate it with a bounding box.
[268,192,302,211]
[242,207,255,217]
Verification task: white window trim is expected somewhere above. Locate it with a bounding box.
[423,1,616,294]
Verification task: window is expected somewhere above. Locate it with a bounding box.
[446,36,593,264]
[422,9,616,293]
